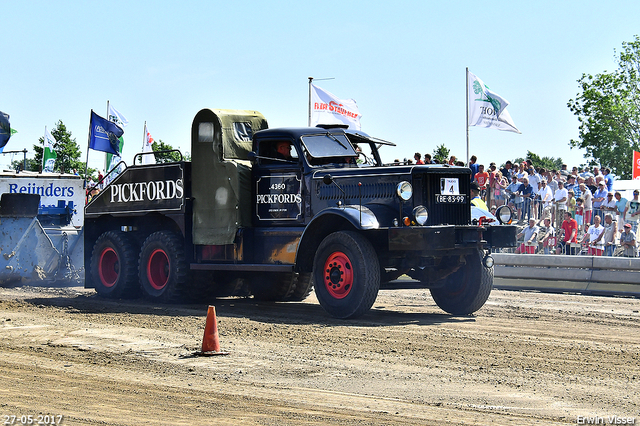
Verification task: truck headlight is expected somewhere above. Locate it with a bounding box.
[496,205,514,224]
[396,181,412,201]
[413,205,428,225]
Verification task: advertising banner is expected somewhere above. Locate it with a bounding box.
[0,174,85,227]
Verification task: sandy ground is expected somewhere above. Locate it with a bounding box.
[0,282,638,425]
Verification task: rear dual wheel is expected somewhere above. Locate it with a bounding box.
[139,231,188,302]
[90,231,139,298]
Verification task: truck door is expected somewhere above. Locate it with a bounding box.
[253,138,305,226]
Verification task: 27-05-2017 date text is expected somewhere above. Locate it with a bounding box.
[2,415,64,425]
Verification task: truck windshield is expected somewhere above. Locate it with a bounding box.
[300,133,357,159]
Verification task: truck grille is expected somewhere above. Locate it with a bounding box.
[419,171,471,226]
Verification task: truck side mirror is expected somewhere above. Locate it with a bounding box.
[247,151,257,163]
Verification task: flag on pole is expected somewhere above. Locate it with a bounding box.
[0,111,12,151]
[106,104,128,174]
[108,104,129,128]
[43,126,58,172]
[467,71,520,134]
[142,123,156,165]
[310,84,361,130]
[89,110,124,155]
[633,151,640,180]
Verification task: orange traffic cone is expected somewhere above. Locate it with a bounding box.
[197,306,229,356]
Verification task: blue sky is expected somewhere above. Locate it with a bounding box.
[2,0,639,172]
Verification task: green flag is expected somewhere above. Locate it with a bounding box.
[43,127,57,172]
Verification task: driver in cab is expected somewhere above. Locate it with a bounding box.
[275,141,293,161]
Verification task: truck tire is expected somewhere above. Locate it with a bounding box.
[287,272,313,301]
[313,231,380,319]
[139,231,188,303]
[90,231,140,298]
[430,250,493,315]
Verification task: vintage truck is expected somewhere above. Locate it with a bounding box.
[84,109,516,318]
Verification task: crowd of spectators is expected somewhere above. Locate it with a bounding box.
[408,153,639,257]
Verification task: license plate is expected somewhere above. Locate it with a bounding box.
[435,194,467,204]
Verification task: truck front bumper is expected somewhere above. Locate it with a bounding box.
[387,224,516,252]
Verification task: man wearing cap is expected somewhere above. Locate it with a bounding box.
[506,175,522,219]
[619,222,637,257]
[515,218,539,254]
[540,217,556,254]
[592,180,608,223]
[625,190,640,233]
[470,181,488,211]
[602,192,617,216]
[516,177,534,222]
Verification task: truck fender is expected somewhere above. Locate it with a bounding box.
[294,207,379,272]
[315,206,380,230]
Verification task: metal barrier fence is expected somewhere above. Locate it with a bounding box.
[492,253,640,297]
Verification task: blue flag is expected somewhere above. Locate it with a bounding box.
[0,111,11,150]
[89,110,124,155]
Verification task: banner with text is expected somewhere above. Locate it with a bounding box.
[467,71,520,134]
[310,84,361,130]
[633,150,640,180]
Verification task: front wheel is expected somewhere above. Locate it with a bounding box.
[313,231,380,319]
[430,250,493,315]
[139,231,189,302]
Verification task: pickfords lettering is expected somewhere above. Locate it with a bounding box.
[109,179,184,203]
[256,193,302,204]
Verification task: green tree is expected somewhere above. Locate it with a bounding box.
[432,144,451,164]
[30,121,83,173]
[526,151,563,171]
[568,35,640,179]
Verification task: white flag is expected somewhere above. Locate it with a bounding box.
[310,84,361,130]
[142,123,156,165]
[108,104,129,128]
[43,126,57,173]
[467,71,520,134]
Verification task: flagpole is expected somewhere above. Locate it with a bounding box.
[83,110,93,189]
[143,121,147,164]
[308,77,335,128]
[308,77,313,127]
[466,67,469,166]
[42,126,46,173]
[105,101,110,173]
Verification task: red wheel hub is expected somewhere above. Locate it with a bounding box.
[323,251,353,299]
[98,247,119,287]
[147,249,169,290]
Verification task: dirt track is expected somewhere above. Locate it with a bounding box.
[0,283,638,425]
